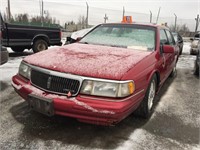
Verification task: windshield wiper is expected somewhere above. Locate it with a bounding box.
[110,45,127,48]
[79,41,89,44]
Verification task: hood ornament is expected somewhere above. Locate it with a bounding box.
[66,91,72,98]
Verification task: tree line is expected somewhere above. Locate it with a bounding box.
[169,24,190,36]
[3,12,59,26]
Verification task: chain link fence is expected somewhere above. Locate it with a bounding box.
[1,1,197,34]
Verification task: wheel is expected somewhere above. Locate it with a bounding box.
[135,74,157,118]
[169,65,177,77]
[11,47,25,52]
[33,39,48,53]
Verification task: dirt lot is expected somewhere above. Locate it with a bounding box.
[0,43,199,150]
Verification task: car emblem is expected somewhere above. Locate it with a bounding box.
[47,77,52,89]
[66,91,72,98]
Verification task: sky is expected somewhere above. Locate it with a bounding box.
[0,0,200,31]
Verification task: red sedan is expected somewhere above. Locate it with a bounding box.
[12,23,179,125]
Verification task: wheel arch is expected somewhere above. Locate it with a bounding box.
[147,70,160,91]
[32,34,50,45]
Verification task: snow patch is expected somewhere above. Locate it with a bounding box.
[116,129,199,150]
[24,43,152,80]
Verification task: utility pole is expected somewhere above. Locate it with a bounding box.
[39,0,41,17]
[150,10,152,23]
[122,6,125,20]
[41,0,44,26]
[195,14,200,33]
[7,0,11,22]
[86,2,89,28]
[156,7,161,24]
[174,13,177,32]
[104,14,108,23]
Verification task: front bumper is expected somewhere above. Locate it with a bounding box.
[12,75,144,125]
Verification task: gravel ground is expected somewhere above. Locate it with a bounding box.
[0,43,199,150]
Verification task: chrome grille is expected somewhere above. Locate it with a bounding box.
[31,69,80,96]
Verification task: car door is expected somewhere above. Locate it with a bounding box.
[165,30,177,75]
[158,29,169,82]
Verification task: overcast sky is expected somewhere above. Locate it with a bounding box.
[1,0,200,31]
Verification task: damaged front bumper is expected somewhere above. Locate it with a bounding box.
[12,75,143,125]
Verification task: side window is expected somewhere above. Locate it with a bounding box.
[160,29,168,44]
[165,30,175,45]
[178,34,183,42]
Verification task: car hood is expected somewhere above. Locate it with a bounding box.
[24,43,153,80]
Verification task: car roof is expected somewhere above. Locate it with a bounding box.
[99,22,168,29]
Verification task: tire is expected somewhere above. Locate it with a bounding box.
[11,47,25,52]
[32,39,48,53]
[135,74,157,118]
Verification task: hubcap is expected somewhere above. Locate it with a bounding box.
[148,80,156,110]
[37,43,46,51]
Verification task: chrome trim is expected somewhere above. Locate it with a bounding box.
[22,61,134,84]
[80,89,145,102]
[47,76,52,89]
[30,69,82,96]
[21,61,135,97]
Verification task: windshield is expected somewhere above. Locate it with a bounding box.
[80,24,156,51]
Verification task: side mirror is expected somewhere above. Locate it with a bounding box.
[163,45,175,53]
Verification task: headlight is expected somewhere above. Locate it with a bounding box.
[80,80,135,98]
[19,62,31,79]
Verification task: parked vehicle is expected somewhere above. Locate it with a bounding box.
[12,23,179,125]
[172,32,183,55]
[0,13,62,53]
[190,32,200,55]
[0,46,9,65]
[65,27,93,44]
[194,40,200,76]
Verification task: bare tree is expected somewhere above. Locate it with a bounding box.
[77,15,86,29]
[169,24,190,36]
[14,13,29,22]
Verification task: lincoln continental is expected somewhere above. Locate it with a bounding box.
[12,23,179,125]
